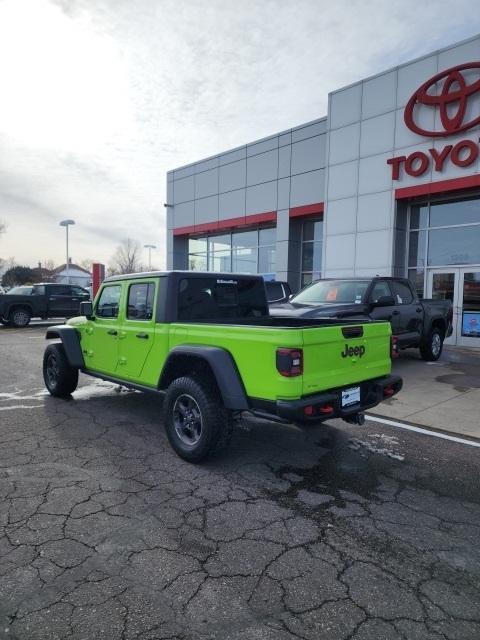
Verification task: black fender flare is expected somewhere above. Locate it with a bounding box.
[159,345,249,411]
[45,325,84,368]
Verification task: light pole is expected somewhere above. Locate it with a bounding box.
[144,244,156,270]
[59,219,75,284]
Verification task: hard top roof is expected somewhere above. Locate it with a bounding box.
[104,270,265,283]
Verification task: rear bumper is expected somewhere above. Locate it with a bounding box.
[250,374,402,424]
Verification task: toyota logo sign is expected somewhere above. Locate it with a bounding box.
[405,62,480,137]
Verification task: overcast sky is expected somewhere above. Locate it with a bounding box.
[0,0,479,270]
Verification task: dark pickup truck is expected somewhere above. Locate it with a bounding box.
[270,277,453,361]
[0,283,90,328]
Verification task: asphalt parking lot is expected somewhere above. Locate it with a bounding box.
[1,325,480,640]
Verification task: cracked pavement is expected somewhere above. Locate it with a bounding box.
[1,326,480,639]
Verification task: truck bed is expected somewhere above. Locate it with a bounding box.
[165,319,392,401]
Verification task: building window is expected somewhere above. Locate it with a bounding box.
[188,226,276,275]
[408,196,480,295]
[301,218,323,287]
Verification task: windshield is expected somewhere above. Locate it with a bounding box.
[292,280,370,305]
[7,286,33,295]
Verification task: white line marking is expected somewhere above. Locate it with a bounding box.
[366,415,480,448]
[0,404,44,411]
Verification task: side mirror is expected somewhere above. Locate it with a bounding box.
[371,295,395,308]
[288,294,294,301]
[80,301,94,318]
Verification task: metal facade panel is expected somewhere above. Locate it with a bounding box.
[195,157,219,172]
[245,181,277,214]
[218,147,246,165]
[276,209,290,243]
[291,135,326,175]
[195,168,218,199]
[278,145,291,178]
[327,161,358,200]
[396,55,437,108]
[328,124,360,165]
[438,37,480,72]
[247,136,278,156]
[219,189,246,220]
[360,112,395,157]
[357,191,393,232]
[355,230,392,269]
[219,160,246,192]
[329,84,362,129]
[174,165,195,180]
[247,149,278,186]
[358,152,394,195]
[173,201,195,228]
[291,119,327,142]
[195,195,219,225]
[394,106,435,150]
[324,234,356,270]
[290,169,325,207]
[279,132,292,147]
[173,175,194,204]
[326,197,357,236]
[277,177,290,210]
[361,70,397,119]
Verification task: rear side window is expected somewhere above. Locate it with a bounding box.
[178,277,268,321]
[127,283,155,320]
[72,286,88,296]
[52,285,71,295]
[266,282,284,302]
[370,281,393,303]
[391,281,413,305]
[96,285,122,318]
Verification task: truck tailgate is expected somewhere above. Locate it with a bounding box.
[301,322,391,395]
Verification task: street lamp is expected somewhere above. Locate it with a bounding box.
[59,219,75,284]
[144,244,156,270]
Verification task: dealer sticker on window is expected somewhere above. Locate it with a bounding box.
[342,386,360,407]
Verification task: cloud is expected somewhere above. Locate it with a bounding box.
[0,0,478,267]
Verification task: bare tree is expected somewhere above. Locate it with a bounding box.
[79,258,93,272]
[108,239,144,275]
[43,259,56,271]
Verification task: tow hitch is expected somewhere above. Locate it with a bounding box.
[344,412,365,426]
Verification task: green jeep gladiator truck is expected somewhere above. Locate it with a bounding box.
[43,271,402,462]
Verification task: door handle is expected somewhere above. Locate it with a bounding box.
[107,329,118,336]
[136,333,149,339]
[392,310,400,315]
[416,307,422,312]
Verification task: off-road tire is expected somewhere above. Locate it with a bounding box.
[43,343,79,397]
[419,328,444,361]
[9,307,31,328]
[164,376,233,463]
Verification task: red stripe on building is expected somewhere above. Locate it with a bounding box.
[172,210,277,236]
[395,174,480,199]
[289,202,324,218]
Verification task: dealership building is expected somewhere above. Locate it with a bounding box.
[166,35,480,348]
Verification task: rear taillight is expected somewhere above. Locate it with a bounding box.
[383,384,395,397]
[390,336,399,359]
[276,348,303,377]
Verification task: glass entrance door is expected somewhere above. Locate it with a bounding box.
[458,269,480,347]
[426,269,458,346]
[427,268,480,347]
